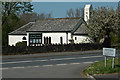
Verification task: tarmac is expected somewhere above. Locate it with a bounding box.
[1,50,120,80]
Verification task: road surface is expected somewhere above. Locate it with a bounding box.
[2,53,104,78]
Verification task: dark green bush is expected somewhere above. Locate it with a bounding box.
[15,42,27,47]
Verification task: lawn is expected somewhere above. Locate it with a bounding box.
[83,58,120,75]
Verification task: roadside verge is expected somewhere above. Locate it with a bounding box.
[82,58,120,80]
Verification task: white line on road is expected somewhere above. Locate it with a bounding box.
[0,68,9,70]
[32,66,40,68]
[70,63,81,65]
[2,61,94,70]
[2,56,102,64]
[56,64,67,66]
[34,60,48,62]
[83,62,94,64]
[2,61,32,64]
[42,65,53,67]
[12,67,25,69]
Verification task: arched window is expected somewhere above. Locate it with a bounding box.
[23,36,26,40]
[60,37,63,44]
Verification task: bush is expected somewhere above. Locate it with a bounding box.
[15,42,27,47]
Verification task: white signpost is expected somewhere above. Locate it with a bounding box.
[103,48,116,68]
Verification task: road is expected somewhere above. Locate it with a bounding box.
[1,53,104,78]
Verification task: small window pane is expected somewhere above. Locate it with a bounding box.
[38,39,41,43]
[33,39,36,43]
[36,39,39,43]
[30,39,33,43]
[75,37,77,40]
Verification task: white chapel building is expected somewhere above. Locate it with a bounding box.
[8,4,93,46]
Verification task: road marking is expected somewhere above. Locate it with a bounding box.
[50,59,63,61]
[34,60,48,62]
[79,56,102,59]
[12,67,25,69]
[2,61,32,64]
[2,61,95,70]
[83,62,94,64]
[42,65,53,67]
[1,68,9,70]
[2,56,102,64]
[56,64,67,66]
[70,63,81,65]
[32,66,39,68]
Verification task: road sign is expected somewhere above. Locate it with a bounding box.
[103,48,116,68]
[103,48,116,57]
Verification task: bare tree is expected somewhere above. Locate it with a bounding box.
[67,7,84,18]
[67,8,74,18]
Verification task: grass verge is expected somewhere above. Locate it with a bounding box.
[83,58,120,76]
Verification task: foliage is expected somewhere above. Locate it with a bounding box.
[2,2,52,46]
[2,2,34,25]
[87,6,119,45]
[83,58,120,75]
[2,2,34,46]
[15,41,27,47]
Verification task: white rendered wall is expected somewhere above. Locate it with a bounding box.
[68,33,72,44]
[27,33,29,46]
[8,35,27,46]
[73,35,92,43]
[42,32,70,44]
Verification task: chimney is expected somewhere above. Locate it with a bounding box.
[84,4,93,22]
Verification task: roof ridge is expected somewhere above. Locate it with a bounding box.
[36,17,81,21]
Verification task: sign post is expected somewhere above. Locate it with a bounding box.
[112,57,115,68]
[105,56,107,67]
[103,48,116,68]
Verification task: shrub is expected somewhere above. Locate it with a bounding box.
[15,41,27,47]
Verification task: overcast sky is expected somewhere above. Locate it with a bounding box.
[32,0,120,2]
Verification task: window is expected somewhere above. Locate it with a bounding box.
[33,39,36,43]
[86,12,88,14]
[30,39,33,43]
[36,39,39,43]
[38,39,41,43]
[44,37,51,44]
[60,37,63,44]
[23,36,26,40]
[75,37,77,40]
[49,37,51,44]
[29,34,42,46]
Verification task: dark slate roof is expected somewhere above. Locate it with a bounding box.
[9,18,88,35]
[74,23,88,34]
[8,22,35,35]
[27,18,81,32]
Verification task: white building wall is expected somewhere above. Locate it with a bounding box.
[8,35,27,46]
[27,33,29,46]
[68,33,72,44]
[42,32,68,44]
[73,35,92,43]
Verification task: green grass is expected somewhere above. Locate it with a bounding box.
[83,58,120,76]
